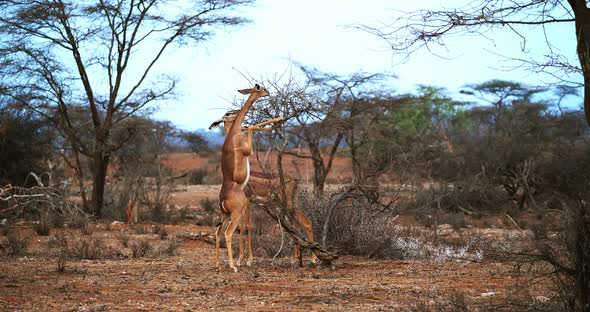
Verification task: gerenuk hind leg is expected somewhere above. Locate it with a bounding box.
[215,216,229,271]
[224,207,244,272]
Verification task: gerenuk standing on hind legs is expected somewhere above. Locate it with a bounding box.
[215,84,269,272]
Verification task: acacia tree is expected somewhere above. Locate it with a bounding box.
[0,0,253,216]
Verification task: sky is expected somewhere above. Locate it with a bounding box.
[151,0,581,131]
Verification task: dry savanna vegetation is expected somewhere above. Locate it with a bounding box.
[1,1,590,311]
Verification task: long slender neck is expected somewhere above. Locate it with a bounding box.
[228,93,258,136]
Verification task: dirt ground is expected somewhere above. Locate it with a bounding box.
[0,220,554,312]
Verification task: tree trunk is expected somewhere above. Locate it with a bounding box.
[90,150,110,218]
[570,0,590,126]
[60,140,91,213]
[72,146,90,214]
[574,201,590,312]
[584,76,590,127]
[569,4,590,311]
[312,158,327,195]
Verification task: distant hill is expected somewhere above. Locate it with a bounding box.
[194,128,224,147]
[195,127,342,149]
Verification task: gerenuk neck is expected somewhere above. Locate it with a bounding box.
[227,93,258,136]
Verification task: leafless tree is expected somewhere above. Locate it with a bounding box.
[0,0,254,216]
[251,66,389,195]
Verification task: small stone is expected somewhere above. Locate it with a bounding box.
[534,295,550,303]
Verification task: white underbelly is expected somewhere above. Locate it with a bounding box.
[241,157,250,190]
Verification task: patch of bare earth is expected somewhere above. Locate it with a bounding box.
[161,152,353,183]
[170,185,219,207]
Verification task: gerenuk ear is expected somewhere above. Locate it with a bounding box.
[238,88,252,95]
[208,119,223,130]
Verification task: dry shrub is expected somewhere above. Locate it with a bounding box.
[301,191,404,259]
[196,198,217,226]
[485,145,590,311]
[147,202,170,223]
[0,183,87,230]
[47,231,68,249]
[80,219,94,236]
[52,234,69,272]
[188,168,208,185]
[201,197,217,213]
[300,190,484,261]
[131,239,152,258]
[250,204,280,235]
[410,298,432,312]
[71,237,106,260]
[436,291,470,312]
[34,217,51,236]
[48,211,66,229]
[439,212,468,230]
[115,232,131,248]
[154,224,168,240]
[476,209,574,311]
[249,194,318,260]
[56,254,67,272]
[69,215,93,235]
[132,224,151,235]
[155,238,181,256]
[411,180,507,215]
[177,206,190,222]
[0,225,7,236]
[2,230,32,257]
[253,231,295,259]
[45,232,123,266]
[475,283,565,312]
[328,203,401,258]
[35,210,66,236]
[410,290,470,312]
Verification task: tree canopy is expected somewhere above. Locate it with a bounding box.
[0,0,254,216]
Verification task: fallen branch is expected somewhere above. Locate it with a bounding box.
[457,205,474,215]
[177,232,215,245]
[0,175,86,221]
